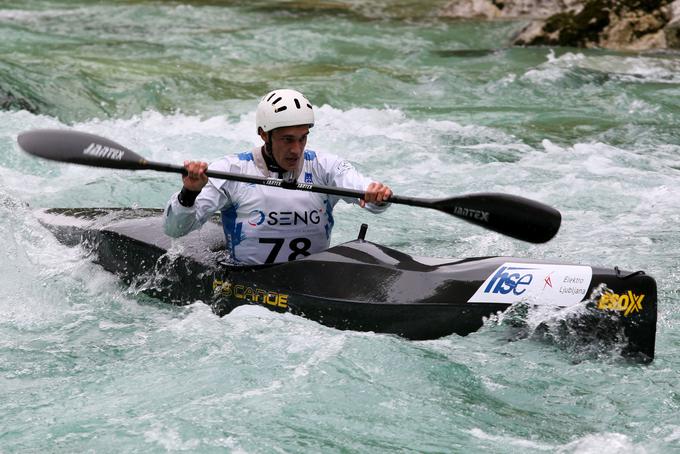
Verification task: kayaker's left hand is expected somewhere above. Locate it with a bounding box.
[360,182,392,208]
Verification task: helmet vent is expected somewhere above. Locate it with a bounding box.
[274,105,288,113]
[266,93,277,102]
[272,96,282,105]
[306,103,312,109]
[294,98,301,109]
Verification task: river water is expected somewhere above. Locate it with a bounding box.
[1,1,679,452]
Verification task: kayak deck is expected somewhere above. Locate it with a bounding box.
[35,207,658,362]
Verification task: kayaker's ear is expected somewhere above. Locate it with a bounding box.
[258,127,268,144]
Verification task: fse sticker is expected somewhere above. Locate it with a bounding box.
[468,262,592,306]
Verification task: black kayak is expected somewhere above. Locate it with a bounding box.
[35,207,657,362]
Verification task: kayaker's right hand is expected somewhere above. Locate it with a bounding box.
[360,181,392,208]
[182,160,209,192]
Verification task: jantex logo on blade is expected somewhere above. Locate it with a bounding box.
[83,142,125,161]
[454,206,490,222]
[468,262,593,305]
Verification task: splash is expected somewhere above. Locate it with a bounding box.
[484,284,636,362]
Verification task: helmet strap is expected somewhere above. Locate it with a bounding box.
[261,131,284,174]
[266,131,273,157]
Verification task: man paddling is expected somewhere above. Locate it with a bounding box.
[163,88,392,265]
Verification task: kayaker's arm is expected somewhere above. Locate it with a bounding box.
[324,156,391,213]
[164,161,229,238]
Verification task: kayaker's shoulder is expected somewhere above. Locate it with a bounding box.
[208,151,255,170]
[302,148,346,167]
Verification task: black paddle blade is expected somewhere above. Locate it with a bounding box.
[433,193,561,243]
[17,129,147,170]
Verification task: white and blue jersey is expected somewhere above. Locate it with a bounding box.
[164,147,388,265]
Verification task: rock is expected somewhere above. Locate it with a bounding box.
[496,0,584,18]
[667,21,680,47]
[602,8,668,50]
[439,0,502,19]
[440,0,583,19]
[514,0,612,47]
[665,0,680,47]
[512,0,675,50]
[441,0,680,49]
[0,89,39,114]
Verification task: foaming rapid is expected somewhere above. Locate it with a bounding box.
[6,102,679,264]
[7,105,530,204]
[1,5,679,446]
[525,50,680,85]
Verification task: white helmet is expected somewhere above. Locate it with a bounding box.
[256,89,314,133]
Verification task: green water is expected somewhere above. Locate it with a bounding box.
[1,1,679,452]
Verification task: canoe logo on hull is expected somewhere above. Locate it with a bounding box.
[597,291,644,316]
[83,143,125,161]
[213,279,288,309]
[468,262,592,306]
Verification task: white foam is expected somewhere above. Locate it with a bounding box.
[287,332,346,379]
[524,50,680,84]
[664,426,680,443]
[468,427,555,451]
[0,8,83,22]
[0,106,526,204]
[143,423,200,451]
[556,432,643,454]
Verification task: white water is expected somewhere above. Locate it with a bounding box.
[1,2,679,451]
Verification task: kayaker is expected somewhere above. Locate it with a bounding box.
[163,88,392,265]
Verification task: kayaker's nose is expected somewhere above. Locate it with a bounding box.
[290,139,304,155]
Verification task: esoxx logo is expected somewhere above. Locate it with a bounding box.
[597,291,644,316]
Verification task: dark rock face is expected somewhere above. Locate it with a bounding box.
[515,0,674,49]
[440,0,584,19]
[534,1,612,47]
[665,1,680,47]
[441,0,680,50]
[0,89,39,114]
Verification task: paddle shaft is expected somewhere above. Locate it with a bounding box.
[145,160,430,206]
[146,159,555,243]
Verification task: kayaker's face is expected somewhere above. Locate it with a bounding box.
[262,125,309,172]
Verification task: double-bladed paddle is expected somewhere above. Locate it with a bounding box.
[17,128,561,243]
